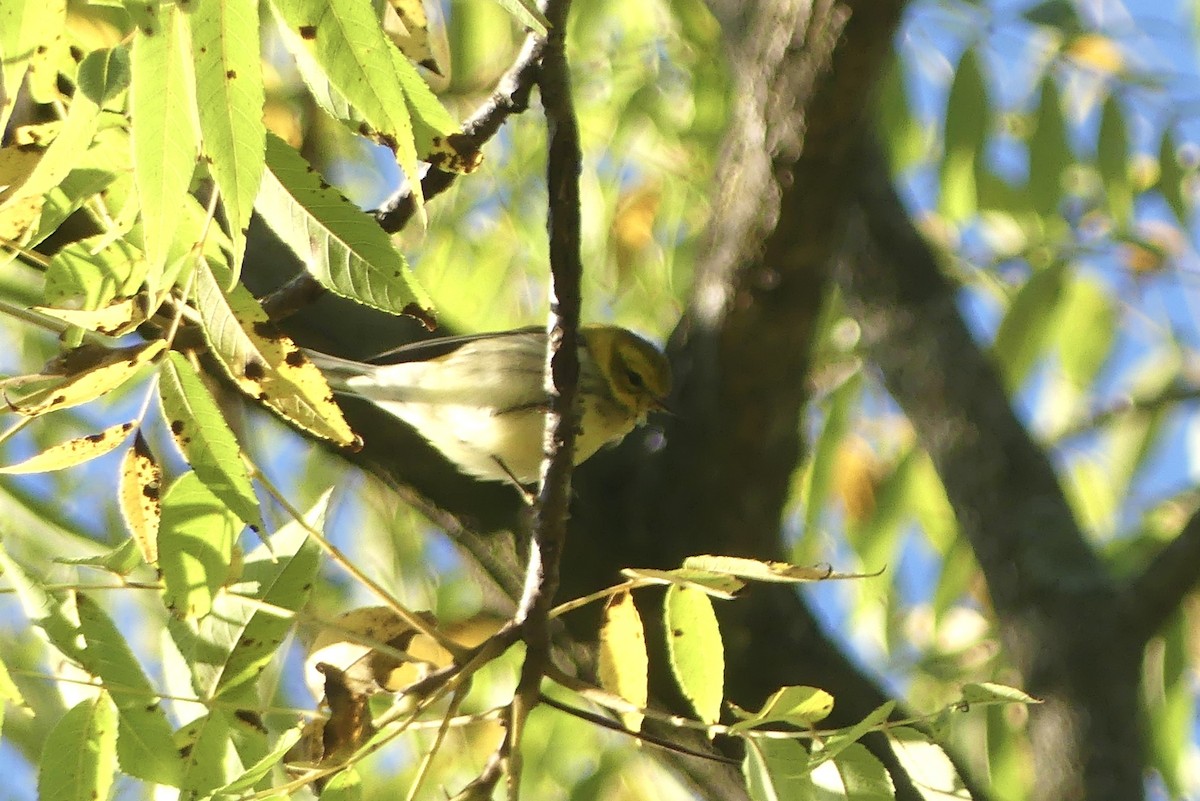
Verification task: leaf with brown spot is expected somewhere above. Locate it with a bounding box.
[255,133,435,319]
[158,351,264,532]
[382,0,442,76]
[190,257,357,445]
[0,421,134,474]
[34,291,156,337]
[119,432,162,564]
[2,340,165,417]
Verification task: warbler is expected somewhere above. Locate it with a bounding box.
[307,325,671,484]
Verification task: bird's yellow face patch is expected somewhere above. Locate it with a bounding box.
[586,327,671,417]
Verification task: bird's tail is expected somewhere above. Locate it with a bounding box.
[302,349,376,392]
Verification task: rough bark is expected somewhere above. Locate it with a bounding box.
[838,139,1145,801]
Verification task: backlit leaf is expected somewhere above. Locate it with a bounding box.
[270,0,424,213]
[728,686,834,734]
[0,421,134,474]
[75,593,184,785]
[37,694,117,801]
[191,258,358,446]
[256,133,434,318]
[158,472,240,620]
[118,432,163,564]
[190,0,266,278]
[34,291,154,337]
[664,584,723,725]
[158,351,263,531]
[2,340,165,418]
[130,2,200,282]
[598,591,648,732]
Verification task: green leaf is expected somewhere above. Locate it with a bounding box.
[728,686,835,734]
[1028,76,1070,218]
[885,727,972,800]
[1054,275,1115,390]
[809,701,897,768]
[37,694,118,801]
[0,655,21,704]
[829,742,893,800]
[744,739,813,801]
[938,48,990,223]
[0,0,67,132]
[75,594,184,786]
[1,67,102,212]
[620,566,744,599]
[175,710,235,792]
[190,0,266,278]
[1023,0,1082,30]
[876,58,930,175]
[1096,95,1131,230]
[0,548,84,663]
[158,351,264,531]
[43,236,147,309]
[681,554,857,583]
[1156,129,1188,227]
[158,472,240,619]
[55,538,143,576]
[77,46,131,106]
[664,584,724,725]
[799,372,860,555]
[212,728,303,795]
[270,0,423,211]
[992,262,1068,391]
[256,133,433,317]
[598,590,648,732]
[130,2,200,283]
[190,258,358,445]
[168,499,321,699]
[960,682,1040,706]
[322,767,364,801]
[493,0,549,35]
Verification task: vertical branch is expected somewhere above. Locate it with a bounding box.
[508,0,581,793]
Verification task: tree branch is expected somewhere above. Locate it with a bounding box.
[840,138,1145,801]
[507,0,582,788]
[1126,504,1200,641]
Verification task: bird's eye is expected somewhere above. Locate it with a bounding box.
[624,366,645,390]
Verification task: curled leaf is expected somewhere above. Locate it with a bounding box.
[2,340,165,417]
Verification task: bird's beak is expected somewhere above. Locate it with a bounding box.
[650,396,673,415]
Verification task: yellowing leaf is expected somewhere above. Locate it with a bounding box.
[2,340,165,417]
[679,555,863,583]
[598,591,648,732]
[664,584,723,726]
[34,292,154,337]
[728,686,835,734]
[620,566,744,598]
[191,259,358,446]
[0,421,134,474]
[118,433,162,565]
[384,0,440,74]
